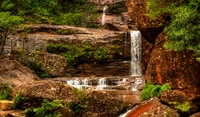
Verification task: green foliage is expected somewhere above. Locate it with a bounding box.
[0,83,12,100]
[46,43,122,67]
[0,0,99,27]
[24,100,63,117]
[67,88,87,114]
[174,101,191,112]
[140,83,171,101]
[147,0,200,60]
[12,91,26,109]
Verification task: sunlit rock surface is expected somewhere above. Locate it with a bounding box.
[0,59,39,86]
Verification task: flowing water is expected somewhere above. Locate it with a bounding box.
[102,6,108,26]
[130,31,143,76]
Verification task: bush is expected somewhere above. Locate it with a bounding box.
[46,43,122,67]
[140,83,171,101]
[12,91,26,109]
[24,100,63,117]
[0,83,12,100]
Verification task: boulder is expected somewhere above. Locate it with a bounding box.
[160,90,198,114]
[0,59,39,86]
[11,51,68,77]
[145,32,200,99]
[124,97,180,117]
[78,91,127,117]
[38,53,67,77]
[12,80,79,108]
[126,0,165,44]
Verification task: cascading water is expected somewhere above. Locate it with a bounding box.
[130,31,145,91]
[102,6,108,26]
[130,31,143,76]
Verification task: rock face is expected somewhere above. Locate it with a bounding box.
[126,0,200,100]
[0,59,39,86]
[5,24,131,77]
[124,97,180,117]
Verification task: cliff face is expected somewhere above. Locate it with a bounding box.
[126,0,200,98]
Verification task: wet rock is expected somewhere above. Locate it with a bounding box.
[0,59,39,87]
[78,91,127,117]
[161,90,198,114]
[12,80,79,108]
[125,97,180,117]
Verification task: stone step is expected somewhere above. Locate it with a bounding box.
[0,100,13,111]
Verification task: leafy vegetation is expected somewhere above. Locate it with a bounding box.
[67,88,87,114]
[174,101,191,112]
[12,91,26,109]
[0,0,99,28]
[0,83,12,100]
[46,42,122,67]
[17,49,50,78]
[140,83,171,101]
[147,0,200,61]
[24,100,63,117]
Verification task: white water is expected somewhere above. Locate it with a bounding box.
[96,78,108,90]
[102,6,108,26]
[130,31,143,76]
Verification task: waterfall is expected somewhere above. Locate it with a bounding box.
[130,31,143,76]
[102,6,108,26]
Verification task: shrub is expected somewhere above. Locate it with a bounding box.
[140,83,171,101]
[24,100,63,117]
[46,43,122,67]
[67,88,87,114]
[12,91,26,109]
[0,83,12,100]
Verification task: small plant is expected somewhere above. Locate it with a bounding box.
[67,88,87,114]
[140,83,171,101]
[12,91,26,109]
[24,100,63,117]
[28,60,50,78]
[175,101,191,112]
[0,83,12,100]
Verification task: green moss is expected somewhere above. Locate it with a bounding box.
[140,83,171,101]
[174,101,191,112]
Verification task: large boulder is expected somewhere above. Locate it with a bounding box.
[0,59,39,86]
[12,80,127,117]
[145,32,200,99]
[124,97,180,117]
[12,80,79,108]
[78,91,127,117]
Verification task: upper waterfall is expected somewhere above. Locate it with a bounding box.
[102,6,108,26]
[130,30,143,76]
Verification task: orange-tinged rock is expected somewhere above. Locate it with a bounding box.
[0,100,13,111]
